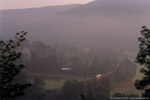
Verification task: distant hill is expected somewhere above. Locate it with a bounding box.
[0,0,150,51]
[0,4,81,16]
[62,0,150,16]
[0,4,81,38]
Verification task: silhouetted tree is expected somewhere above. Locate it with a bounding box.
[135,26,150,98]
[0,31,31,100]
[23,77,46,100]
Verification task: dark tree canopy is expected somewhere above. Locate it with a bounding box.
[135,26,150,98]
[0,31,31,100]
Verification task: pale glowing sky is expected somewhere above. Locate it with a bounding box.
[0,0,94,10]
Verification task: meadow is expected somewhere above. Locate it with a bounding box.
[111,51,143,95]
[27,51,144,96]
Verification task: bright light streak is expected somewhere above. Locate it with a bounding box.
[96,74,102,79]
[61,68,72,71]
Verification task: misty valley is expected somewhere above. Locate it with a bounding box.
[0,0,150,100]
[12,41,138,100]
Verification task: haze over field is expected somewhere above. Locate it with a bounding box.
[0,0,150,51]
[0,0,150,100]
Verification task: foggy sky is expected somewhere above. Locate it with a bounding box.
[0,0,94,10]
[0,0,150,51]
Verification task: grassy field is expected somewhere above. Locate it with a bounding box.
[31,66,143,95]
[28,51,144,95]
[28,73,92,89]
[44,76,93,89]
[44,79,65,89]
[110,66,143,96]
[29,67,143,96]
[132,66,143,81]
[110,51,143,96]
[110,81,142,96]
[125,51,144,81]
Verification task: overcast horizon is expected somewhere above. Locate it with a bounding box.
[0,0,94,10]
[0,0,150,99]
